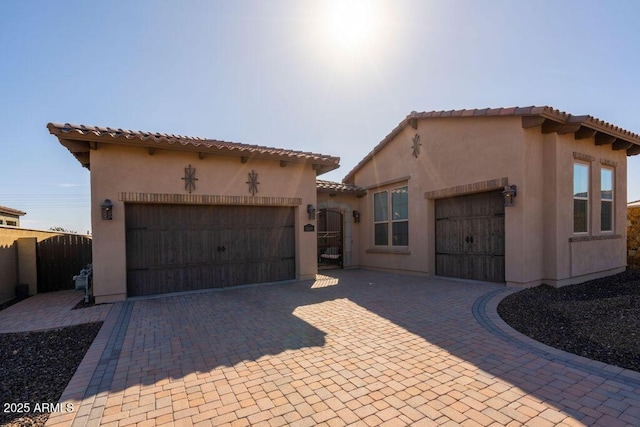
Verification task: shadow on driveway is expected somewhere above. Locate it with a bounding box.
[59,269,640,426]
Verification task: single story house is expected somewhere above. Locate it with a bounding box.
[49,106,640,302]
[0,205,26,227]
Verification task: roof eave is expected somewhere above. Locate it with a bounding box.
[48,123,341,172]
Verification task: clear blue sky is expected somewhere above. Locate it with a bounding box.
[1,0,640,233]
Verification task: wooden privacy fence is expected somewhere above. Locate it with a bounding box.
[37,234,92,293]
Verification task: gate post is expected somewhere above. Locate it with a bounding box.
[17,237,37,296]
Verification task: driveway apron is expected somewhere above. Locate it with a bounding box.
[46,270,640,426]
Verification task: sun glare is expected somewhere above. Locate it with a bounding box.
[325,0,379,52]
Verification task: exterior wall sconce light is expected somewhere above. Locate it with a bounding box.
[307,204,316,220]
[353,210,361,223]
[502,185,517,207]
[101,199,113,220]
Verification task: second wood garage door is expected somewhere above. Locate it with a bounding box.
[126,204,295,297]
[435,190,505,282]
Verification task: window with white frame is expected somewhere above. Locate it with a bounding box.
[373,186,408,246]
[573,163,589,233]
[601,168,613,232]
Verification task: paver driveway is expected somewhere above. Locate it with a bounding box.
[47,270,640,426]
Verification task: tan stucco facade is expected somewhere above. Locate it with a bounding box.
[49,123,339,303]
[342,112,632,287]
[50,107,639,300]
[90,145,322,302]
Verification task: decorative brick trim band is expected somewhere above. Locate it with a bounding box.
[600,159,618,167]
[118,192,301,206]
[424,177,509,199]
[573,152,595,162]
[569,234,621,243]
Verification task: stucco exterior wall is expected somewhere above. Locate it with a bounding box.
[90,144,319,303]
[547,131,627,286]
[628,205,640,270]
[353,116,524,277]
[349,116,628,286]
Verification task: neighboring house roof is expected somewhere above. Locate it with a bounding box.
[343,106,640,184]
[47,123,341,175]
[316,180,366,196]
[0,205,26,217]
[629,200,640,208]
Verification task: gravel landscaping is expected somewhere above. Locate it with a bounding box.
[0,321,102,426]
[498,269,640,372]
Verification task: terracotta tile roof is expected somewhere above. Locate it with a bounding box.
[343,106,640,183]
[47,123,340,175]
[0,205,26,216]
[316,180,366,195]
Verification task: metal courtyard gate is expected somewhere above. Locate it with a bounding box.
[317,209,343,269]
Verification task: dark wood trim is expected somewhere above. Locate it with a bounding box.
[612,140,633,150]
[557,123,583,134]
[595,132,616,145]
[198,152,206,160]
[521,116,545,128]
[89,141,98,150]
[280,160,288,167]
[541,120,581,134]
[60,138,90,153]
[627,144,640,156]
[574,126,597,140]
[240,156,248,163]
[148,147,156,155]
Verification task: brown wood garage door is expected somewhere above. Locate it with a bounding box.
[435,190,505,282]
[126,204,295,297]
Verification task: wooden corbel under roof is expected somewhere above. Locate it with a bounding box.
[47,123,341,175]
[518,106,640,155]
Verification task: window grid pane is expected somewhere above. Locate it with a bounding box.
[374,192,388,222]
[392,221,409,246]
[574,199,588,233]
[375,223,388,246]
[391,187,408,220]
[574,164,589,198]
[601,201,613,232]
[574,163,589,233]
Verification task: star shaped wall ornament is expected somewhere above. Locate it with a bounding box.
[182,164,198,193]
[246,170,260,196]
[411,133,422,158]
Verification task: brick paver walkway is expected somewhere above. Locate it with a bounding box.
[44,270,640,426]
[0,289,111,333]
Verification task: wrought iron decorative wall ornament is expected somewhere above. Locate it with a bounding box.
[411,133,421,158]
[246,170,260,196]
[182,164,198,194]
